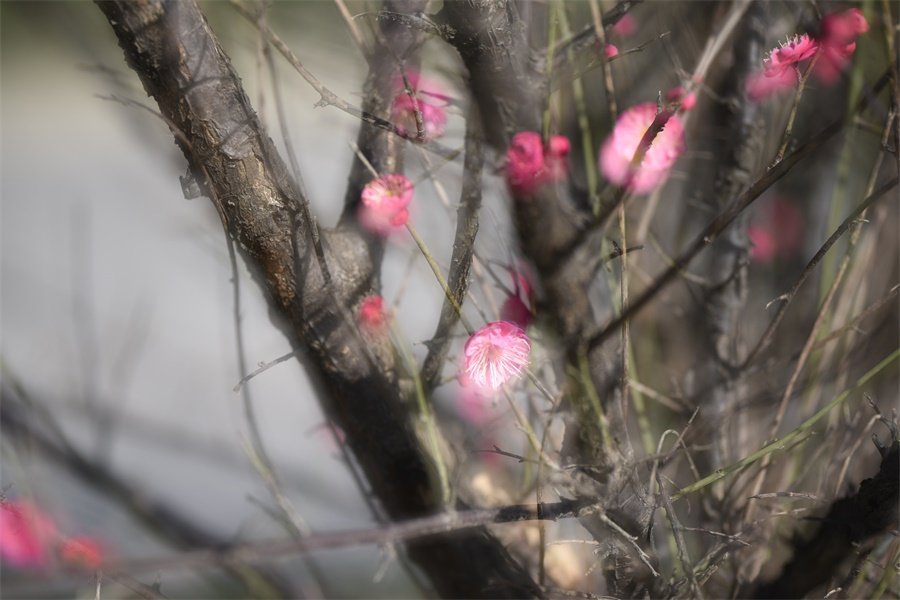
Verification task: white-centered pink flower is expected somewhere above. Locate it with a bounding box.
[505,131,571,196]
[599,103,685,194]
[358,174,413,235]
[0,499,57,569]
[390,70,448,142]
[462,321,531,392]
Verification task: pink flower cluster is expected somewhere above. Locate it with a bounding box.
[358,174,413,235]
[461,321,531,393]
[505,131,571,196]
[0,499,104,571]
[599,103,685,194]
[390,71,448,142]
[746,9,869,100]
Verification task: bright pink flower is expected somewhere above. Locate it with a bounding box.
[391,70,448,142]
[358,174,413,235]
[462,321,531,392]
[599,103,685,194]
[814,9,869,84]
[604,44,619,58]
[764,34,819,78]
[612,14,637,38]
[59,536,104,571]
[666,86,697,111]
[506,132,570,196]
[0,500,57,569]
[358,294,389,332]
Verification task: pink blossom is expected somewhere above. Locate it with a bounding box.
[764,34,819,78]
[505,132,570,196]
[499,266,534,328]
[747,34,818,100]
[746,68,797,101]
[611,14,637,38]
[0,499,57,569]
[599,103,685,194]
[815,8,869,84]
[390,70,448,142]
[457,387,493,426]
[358,294,389,332]
[748,226,777,262]
[749,197,803,262]
[358,174,413,235]
[604,44,619,58]
[59,536,104,571]
[666,86,697,111]
[462,321,531,392]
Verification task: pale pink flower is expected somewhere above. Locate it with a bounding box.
[358,294,389,332]
[604,44,619,58]
[59,536,104,571]
[815,8,869,84]
[612,14,637,38]
[505,132,570,196]
[358,174,413,235]
[390,70,448,142]
[0,499,57,569]
[462,321,531,392]
[599,103,685,194]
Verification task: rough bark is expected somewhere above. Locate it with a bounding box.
[96,1,539,596]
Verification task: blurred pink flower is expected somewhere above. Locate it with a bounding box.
[499,265,534,328]
[59,536,104,571]
[358,174,413,235]
[749,197,804,263]
[666,86,697,111]
[815,8,869,84]
[604,44,619,58]
[0,499,57,570]
[390,70,448,142]
[746,68,797,101]
[599,103,685,194]
[611,14,637,38]
[462,321,531,392]
[358,295,389,332]
[458,387,492,426]
[505,131,570,196]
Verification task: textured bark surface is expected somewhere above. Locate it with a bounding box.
[96,1,539,596]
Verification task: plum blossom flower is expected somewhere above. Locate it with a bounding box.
[604,44,619,58]
[749,197,803,263]
[505,131,571,196]
[815,8,869,84]
[358,174,413,235]
[390,70,448,142]
[358,294,390,332]
[599,103,685,194]
[462,321,531,392]
[59,536,104,571]
[666,86,697,111]
[746,34,819,100]
[499,265,535,328]
[0,499,57,569]
[611,14,637,38]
